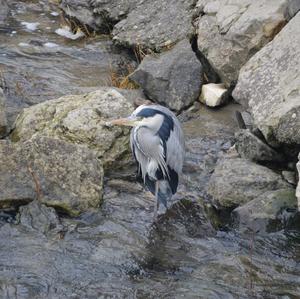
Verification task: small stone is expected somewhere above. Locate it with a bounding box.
[18,201,62,235]
[199,83,227,107]
[235,129,284,163]
[129,39,203,111]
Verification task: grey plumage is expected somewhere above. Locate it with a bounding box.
[111,104,184,218]
[127,104,185,218]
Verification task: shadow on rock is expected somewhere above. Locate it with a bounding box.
[138,198,216,273]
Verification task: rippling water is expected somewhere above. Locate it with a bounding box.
[1,1,300,299]
[0,0,135,127]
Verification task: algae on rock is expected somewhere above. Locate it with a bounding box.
[12,88,136,170]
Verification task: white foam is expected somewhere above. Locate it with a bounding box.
[50,11,59,16]
[55,26,85,40]
[44,42,59,48]
[18,42,30,47]
[21,21,40,31]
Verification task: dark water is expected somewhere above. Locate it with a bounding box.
[1,1,300,299]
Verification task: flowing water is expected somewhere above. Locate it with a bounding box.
[0,0,135,128]
[1,1,300,299]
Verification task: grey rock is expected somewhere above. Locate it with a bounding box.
[0,136,103,216]
[197,0,299,86]
[18,201,62,235]
[129,40,203,111]
[233,188,297,233]
[0,88,7,138]
[12,88,135,170]
[235,129,284,163]
[207,156,290,208]
[233,13,300,151]
[112,0,197,51]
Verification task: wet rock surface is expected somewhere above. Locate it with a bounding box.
[208,155,290,208]
[233,12,300,154]
[0,136,103,215]
[18,200,62,235]
[12,88,136,170]
[233,188,297,233]
[196,0,300,85]
[129,39,203,111]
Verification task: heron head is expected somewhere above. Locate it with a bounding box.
[110,105,164,129]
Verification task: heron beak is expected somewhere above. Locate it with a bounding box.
[109,117,137,127]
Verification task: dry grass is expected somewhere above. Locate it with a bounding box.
[109,64,139,89]
[133,44,159,63]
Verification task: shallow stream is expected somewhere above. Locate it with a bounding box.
[1,1,300,299]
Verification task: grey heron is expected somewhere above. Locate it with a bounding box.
[111,104,185,219]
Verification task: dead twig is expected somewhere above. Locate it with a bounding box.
[27,163,42,201]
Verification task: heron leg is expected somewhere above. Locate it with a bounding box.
[153,181,159,221]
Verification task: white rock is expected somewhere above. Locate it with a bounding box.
[199,83,227,107]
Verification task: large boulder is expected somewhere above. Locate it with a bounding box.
[207,155,290,208]
[0,136,103,216]
[12,88,136,170]
[129,39,203,111]
[196,0,300,85]
[233,12,300,153]
[112,0,196,51]
[233,188,297,233]
[0,88,7,138]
